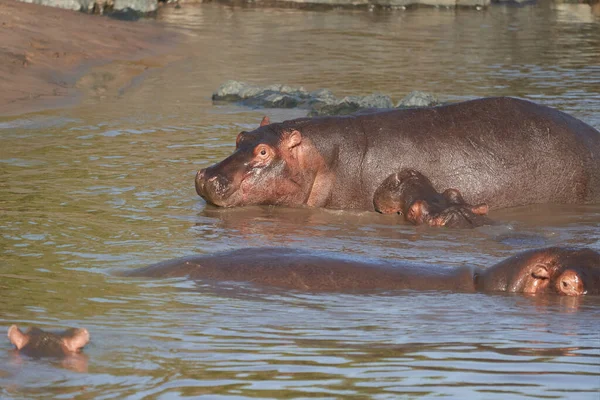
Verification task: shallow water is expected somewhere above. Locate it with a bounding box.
[1,2,600,399]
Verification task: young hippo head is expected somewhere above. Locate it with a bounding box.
[374,169,430,215]
[373,169,491,228]
[8,325,90,358]
[476,247,600,296]
[195,116,317,208]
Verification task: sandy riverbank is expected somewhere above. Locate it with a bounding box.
[0,0,178,116]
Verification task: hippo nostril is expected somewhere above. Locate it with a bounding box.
[204,175,230,196]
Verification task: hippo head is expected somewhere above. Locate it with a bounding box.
[8,325,90,358]
[196,117,315,208]
[477,247,600,296]
[374,169,491,228]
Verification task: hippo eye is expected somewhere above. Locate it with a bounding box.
[253,145,273,162]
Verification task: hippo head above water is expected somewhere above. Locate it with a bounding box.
[195,116,318,208]
[477,247,600,296]
[8,325,90,358]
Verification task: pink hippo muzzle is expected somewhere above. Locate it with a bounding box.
[196,168,234,207]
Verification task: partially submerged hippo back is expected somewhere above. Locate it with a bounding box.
[8,325,90,358]
[125,247,600,296]
[476,247,600,296]
[196,97,600,211]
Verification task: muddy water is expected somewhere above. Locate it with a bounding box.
[1,3,600,399]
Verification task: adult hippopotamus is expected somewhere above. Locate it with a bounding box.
[8,325,90,358]
[195,97,600,211]
[373,168,493,228]
[125,247,600,296]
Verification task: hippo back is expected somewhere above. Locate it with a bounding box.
[283,97,600,210]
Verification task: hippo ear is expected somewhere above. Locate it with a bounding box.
[235,132,244,148]
[8,325,29,350]
[62,328,90,353]
[470,203,489,216]
[283,130,302,149]
[532,264,550,280]
[260,116,271,127]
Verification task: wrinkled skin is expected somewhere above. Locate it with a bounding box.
[125,247,600,296]
[374,168,493,228]
[8,325,90,358]
[196,97,600,211]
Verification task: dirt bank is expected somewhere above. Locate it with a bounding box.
[0,0,178,116]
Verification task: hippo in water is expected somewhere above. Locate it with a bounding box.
[195,97,600,211]
[8,325,90,358]
[373,168,493,228]
[125,247,600,296]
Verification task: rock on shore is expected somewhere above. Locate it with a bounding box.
[17,0,158,14]
[212,80,440,116]
[16,0,491,15]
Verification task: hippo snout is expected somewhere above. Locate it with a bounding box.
[195,169,206,197]
[195,168,234,205]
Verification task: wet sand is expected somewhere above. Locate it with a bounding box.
[0,0,178,116]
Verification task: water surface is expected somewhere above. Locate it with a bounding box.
[1,3,599,398]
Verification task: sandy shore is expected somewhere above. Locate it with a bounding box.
[0,0,178,116]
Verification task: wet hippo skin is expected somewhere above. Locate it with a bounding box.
[373,168,493,228]
[195,97,600,211]
[8,325,90,358]
[125,247,600,296]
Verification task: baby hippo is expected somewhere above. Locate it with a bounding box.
[8,325,90,358]
[374,169,492,228]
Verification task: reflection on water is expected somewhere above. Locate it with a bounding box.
[1,2,600,399]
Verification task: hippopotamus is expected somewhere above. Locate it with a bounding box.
[374,168,492,228]
[125,247,600,296]
[8,325,90,358]
[195,97,600,211]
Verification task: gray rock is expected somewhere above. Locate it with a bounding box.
[396,91,439,108]
[357,93,394,108]
[309,93,393,116]
[213,81,441,116]
[78,0,97,11]
[264,84,308,96]
[17,0,157,13]
[18,0,81,10]
[237,0,490,8]
[213,80,308,104]
[113,0,156,11]
[309,101,361,116]
[263,93,300,108]
[213,80,260,101]
[309,89,337,104]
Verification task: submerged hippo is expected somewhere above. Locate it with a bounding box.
[195,97,600,211]
[125,247,600,296]
[8,325,90,358]
[374,168,492,228]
